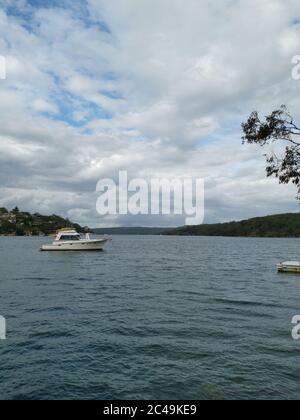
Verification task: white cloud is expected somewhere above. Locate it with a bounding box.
[0,0,300,226]
[32,99,58,114]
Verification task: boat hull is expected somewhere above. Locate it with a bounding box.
[277,261,300,273]
[41,239,110,252]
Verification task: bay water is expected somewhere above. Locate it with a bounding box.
[0,236,299,400]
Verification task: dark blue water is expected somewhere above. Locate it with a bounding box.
[0,235,300,400]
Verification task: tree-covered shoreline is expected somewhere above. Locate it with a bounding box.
[164,213,300,238]
[0,207,86,236]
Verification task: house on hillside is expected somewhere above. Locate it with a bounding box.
[0,212,17,224]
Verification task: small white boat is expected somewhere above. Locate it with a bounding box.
[277,261,300,273]
[41,229,111,252]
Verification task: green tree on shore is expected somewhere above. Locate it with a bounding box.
[242,105,300,197]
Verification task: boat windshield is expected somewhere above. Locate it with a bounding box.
[59,235,81,241]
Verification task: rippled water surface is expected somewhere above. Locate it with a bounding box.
[0,235,300,400]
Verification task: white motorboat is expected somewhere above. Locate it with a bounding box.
[41,229,111,252]
[277,261,300,273]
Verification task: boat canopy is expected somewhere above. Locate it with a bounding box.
[55,229,81,241]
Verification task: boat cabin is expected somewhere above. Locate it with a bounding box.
[55,229,81,242]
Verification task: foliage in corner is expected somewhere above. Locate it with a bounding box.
[242,105,300,197]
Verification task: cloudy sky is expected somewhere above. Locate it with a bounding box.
[1,0,300,227]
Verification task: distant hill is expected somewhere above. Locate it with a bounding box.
[0,207,87,236]
[2,209,300,238]
[163,213,300,238]
[92,227,173,235]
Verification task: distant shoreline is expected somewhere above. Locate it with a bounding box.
[93,213,300,238]
[2,210,300,238]
[1,231,299,239]
[0,208,87,237]
[163,213,300,238]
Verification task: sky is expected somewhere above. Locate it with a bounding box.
[1,0,300,227]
